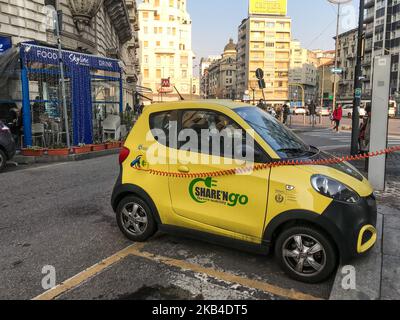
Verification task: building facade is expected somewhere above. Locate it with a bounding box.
[236,14,292,105]
[0,0,139,146]
[362,0,400,100]
[0,0,139,104]
[137,0,194,101]
[289,39,317,104]
[336,28,357,101]
[207,39,237,99]
[316,58,335,108]
[199,55,221,98]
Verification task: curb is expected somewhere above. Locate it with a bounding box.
[13,148,121,165]
[329,211,383,300]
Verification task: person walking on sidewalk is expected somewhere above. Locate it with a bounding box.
[332,104,343,132]
[283,102,290,125]
[309,101,316,126]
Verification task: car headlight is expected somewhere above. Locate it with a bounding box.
[311,175,360,203]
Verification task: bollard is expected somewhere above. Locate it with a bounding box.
[303,114,306,125]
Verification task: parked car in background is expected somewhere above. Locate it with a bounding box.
[343,105,366,118]
[0,120,16,172]
[292,106,307,115]
[316,106,331,117]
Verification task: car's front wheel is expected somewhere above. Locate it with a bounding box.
[275,225,338,283]
[0,149,7,172]
[116,196,157,242]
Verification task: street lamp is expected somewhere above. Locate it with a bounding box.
[327,0,352,112]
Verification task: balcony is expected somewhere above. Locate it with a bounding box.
[364,0,375,9]
[364,11,375,23]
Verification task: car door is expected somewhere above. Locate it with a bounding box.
[167,108,270,243]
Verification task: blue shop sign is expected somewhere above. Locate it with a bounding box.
[20,43,121,72]
[0,36,12,54]
[19,43,123,147]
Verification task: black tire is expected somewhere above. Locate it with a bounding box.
[275,225,338,283]
[116,195,157,242]
[0,149,7,172]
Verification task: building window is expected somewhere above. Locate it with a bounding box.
[182,70,187,78]
[156,69,162,78]
[144,69,149,78]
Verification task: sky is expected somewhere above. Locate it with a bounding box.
[188,0,360,72]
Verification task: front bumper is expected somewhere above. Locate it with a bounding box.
[322,194,377,261]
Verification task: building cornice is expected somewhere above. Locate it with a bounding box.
[104,0,133,44]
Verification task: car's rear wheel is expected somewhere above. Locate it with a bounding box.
[116,195,157,242]
[275,225,338,283]
[0,149,7,172]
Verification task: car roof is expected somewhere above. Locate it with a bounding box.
[145,100,255,112]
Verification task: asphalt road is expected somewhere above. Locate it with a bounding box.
[0,155,333,300]
[297,128,400,151]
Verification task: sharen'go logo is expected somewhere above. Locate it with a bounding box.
[131,155,149,170]
[189,177,249,207]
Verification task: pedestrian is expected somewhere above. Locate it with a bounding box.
[257,99,265,109]
[126,102,132,113]
[32,96,45,123]
[332,104,343,132]
[309,101,316,126]
[139,102,145,115]
[283,102,290,125]
[276,104,283,121]
[134,101,140,117]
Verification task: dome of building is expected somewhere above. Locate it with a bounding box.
[224,38,236,53]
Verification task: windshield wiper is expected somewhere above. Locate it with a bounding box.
[277,148,307,155]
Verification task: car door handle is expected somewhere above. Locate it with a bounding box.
[178,166,190,173]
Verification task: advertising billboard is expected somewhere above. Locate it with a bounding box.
[249,0,287,16]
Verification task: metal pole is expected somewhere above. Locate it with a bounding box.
[351,0,364,155]
[321,65,325,107]
[54,11,71,149]
[332,3,341,113]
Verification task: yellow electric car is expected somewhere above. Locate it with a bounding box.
[112,100,377,283]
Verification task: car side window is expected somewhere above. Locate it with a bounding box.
[149,111,172,147]
[180,110,266,162]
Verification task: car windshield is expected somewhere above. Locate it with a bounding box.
[235,107,313,159]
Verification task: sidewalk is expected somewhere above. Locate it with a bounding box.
[324,147,400,300]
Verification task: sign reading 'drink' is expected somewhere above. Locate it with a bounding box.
[249,0,287,16]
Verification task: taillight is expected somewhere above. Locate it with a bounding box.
[119,146,130,165]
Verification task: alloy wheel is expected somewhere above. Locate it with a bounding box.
[282,234,327,277]
[120,202,148,236]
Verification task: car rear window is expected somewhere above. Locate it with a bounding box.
[149,111,172,147]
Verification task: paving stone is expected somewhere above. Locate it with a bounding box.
[383,227,400,257]
[381,255,400,300]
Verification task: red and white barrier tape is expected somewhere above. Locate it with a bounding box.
[134,145,400,179]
